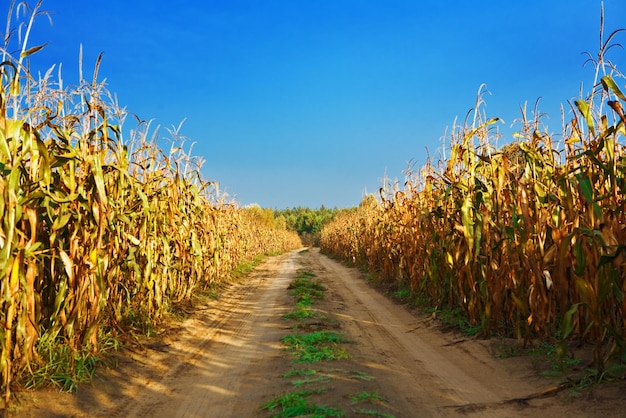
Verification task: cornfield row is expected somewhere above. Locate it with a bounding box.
[0,2,301,404]
[321,39,626,372]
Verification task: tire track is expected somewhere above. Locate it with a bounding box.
[108,252,299,418]
[311,249,559,417]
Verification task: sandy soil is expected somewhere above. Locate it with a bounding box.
[8,248,626,417]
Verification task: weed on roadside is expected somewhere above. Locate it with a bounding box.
[282,331,348,363]
[283,306,320,320]
[233,254,267,281]
[23,331,120,392]
[261,389,345,418]
[283,269,336,329]
[288,271,326,305]
[431,307,482,336]
[491,338,584,376]
[262,256,396,417]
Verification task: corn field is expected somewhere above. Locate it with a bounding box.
[0,2,301,404]
[322,30,626,373]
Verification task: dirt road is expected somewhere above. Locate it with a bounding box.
[12,248,626,417]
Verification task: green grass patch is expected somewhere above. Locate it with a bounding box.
[283,269,327,320]
[350,391,388,405]
[232,254,266,280]
[433,307,482,336]
[282,331,348,363]
[23,331,120,392]
[392,288,411,300]
[283,305,318,320]
[288,270,326,306]
[262,389,345,417]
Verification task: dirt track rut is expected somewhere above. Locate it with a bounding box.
[113,254,299,417]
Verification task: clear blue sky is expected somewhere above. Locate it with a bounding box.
[5,1,626,208]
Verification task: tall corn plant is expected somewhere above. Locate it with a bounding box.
[321,15,626,374]
[0,1,302,405]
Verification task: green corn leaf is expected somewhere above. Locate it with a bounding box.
[561,303,580,339]
[24,241,42,257]
[534,182,547,199]
[577,175,594,205]
[573,238,586,276]
[51,211,72,232]
[50,150,79,168]
[518,141,543,163]
[598,244,625,268]
[575,99,596,135]
[0,130,11,162]
[575,174,602,219]
[601,75,626,101]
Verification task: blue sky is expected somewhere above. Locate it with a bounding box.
[5,1,626,208]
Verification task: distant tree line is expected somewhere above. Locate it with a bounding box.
[274,206,343,246]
